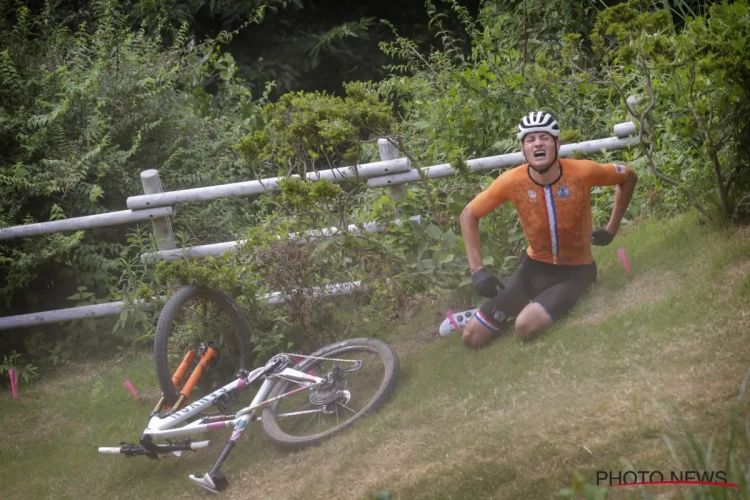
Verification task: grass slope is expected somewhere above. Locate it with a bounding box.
[1,213,749,500]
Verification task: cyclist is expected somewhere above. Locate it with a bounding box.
[457,111,638,347]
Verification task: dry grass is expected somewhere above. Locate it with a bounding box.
[225,427,439,500]
[567,269,681,327]
[227,298,750,500]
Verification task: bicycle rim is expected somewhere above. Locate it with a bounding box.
[261,338,399,449]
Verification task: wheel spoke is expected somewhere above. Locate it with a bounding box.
[337,402,357,414]
[263,343,397,445]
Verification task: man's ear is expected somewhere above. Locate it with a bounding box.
[555,137,562,152]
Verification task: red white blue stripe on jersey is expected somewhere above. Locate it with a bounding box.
[543,185,559,264]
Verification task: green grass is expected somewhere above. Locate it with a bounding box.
[1,213,749,500]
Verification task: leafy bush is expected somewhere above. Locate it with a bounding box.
[0,0,266,364]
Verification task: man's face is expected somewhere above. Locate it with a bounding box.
[522,132,559,171]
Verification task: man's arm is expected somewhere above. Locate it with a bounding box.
[460,205,485,274]
[605,169,638,234]
[460,174,510,272]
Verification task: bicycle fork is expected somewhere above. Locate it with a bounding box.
[153,347,216,414]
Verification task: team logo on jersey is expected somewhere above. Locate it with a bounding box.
[557,186,570,199]
[527,189,537,200]
[614,164,626,174]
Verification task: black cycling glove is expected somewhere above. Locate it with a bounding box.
[471,268,504,298]
[591,227,616,246]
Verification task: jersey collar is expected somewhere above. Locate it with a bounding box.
[526,159,563,187]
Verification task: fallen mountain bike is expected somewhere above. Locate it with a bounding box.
[98,285,400,494]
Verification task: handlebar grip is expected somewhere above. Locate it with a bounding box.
[98,447,124,454]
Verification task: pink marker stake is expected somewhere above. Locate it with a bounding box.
[9,368,18,399]
[124,380,142,403]
[617,248,632,276]
[446,310,461,331]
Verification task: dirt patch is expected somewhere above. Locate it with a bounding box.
[717,258,750,296]
[225,426,437,500]
[736,223,750,242]
[568,270,681,327]
[391,321,444,358]
[387,292,474,357]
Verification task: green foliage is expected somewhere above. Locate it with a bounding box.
[589,0,675,65]
[564,0,750,220]
[236,82,395,177]
[0,350,39,383]
[0,0,268,366]
[376,0,750,229]
[557,471,609,499]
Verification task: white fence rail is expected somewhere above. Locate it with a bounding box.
[0,207,175,242]
[126,158,411,210]
[141,216,423,264]
[0,121,639,331]
[368,135,639,187]
[0,282,365,330]
[0,122,637,242]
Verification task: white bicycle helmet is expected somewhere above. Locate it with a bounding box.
[517,111,561,141]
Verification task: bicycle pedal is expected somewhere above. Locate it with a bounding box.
[189,471,228,494]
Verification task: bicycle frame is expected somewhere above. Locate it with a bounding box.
[99,336,399,495]
[144,365,323,439]
[99,356,327,492]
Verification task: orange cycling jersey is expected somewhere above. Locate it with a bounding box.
[468,158,631,266]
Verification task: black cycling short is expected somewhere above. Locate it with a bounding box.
[474,253,597,333]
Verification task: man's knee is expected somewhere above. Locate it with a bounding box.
[513,317,538,340]
[514,303,553,340]
[462,318,498,348]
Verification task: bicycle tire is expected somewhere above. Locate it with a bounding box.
[154,284,253,407]
[261,337,400,450]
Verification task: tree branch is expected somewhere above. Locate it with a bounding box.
[611,62,710,218]
[686,66,729,216]
[719,113,734,145]
[522,0,528,77]
[725,163,742,192]
[734,194,750,219]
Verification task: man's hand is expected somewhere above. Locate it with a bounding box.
[591,227,616,246]
[471,268,504,298]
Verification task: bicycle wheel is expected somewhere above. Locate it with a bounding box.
[261,338,400,450]
[154,284,253,407]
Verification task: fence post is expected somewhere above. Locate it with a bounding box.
[378,138,408,212]
[140,169,176,251]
